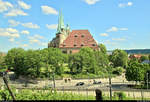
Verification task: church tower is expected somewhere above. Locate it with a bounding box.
[48,11,70,48]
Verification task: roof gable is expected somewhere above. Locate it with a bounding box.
[60,30,98,49]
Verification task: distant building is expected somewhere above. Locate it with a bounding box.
[48,11,99,54]
[129,54,142,59]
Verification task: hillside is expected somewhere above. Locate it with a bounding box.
[107,49,150,54]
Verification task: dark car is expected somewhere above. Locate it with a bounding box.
[93,80,101,84]
[76,82,84,86]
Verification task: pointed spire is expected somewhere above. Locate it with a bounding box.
[60,10,65,29]
[57,10,65,34]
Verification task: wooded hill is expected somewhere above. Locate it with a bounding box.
[108,49,150,54]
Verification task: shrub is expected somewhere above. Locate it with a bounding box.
[113,92,126,100]
[112,67,124,75]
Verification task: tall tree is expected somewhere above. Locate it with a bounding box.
[0,52,7,71]
[126,60,149,83]
[99,44,107,54]
[24,49,42,78]
[5,48,25,77]
[42,48,66,75]
[149,54,150,61]
[140,55,149,62]
[110,49,128,68]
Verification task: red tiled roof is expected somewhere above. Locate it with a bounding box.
[129,54,142,59]
[59,30,98,49]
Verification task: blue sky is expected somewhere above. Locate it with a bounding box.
[0,0,150,52]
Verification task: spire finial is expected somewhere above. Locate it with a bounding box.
[57,9,65,34]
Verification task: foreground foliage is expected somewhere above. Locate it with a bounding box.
[0,88,95,100]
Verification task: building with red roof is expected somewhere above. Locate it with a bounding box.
[48,11,98,54]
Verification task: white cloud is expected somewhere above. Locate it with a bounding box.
[103,40,118,45]
[107,26,118,32]
[83,0,100,5]
[46,24,58,29]
[0,28,20,38]
[18,1,31,10]
[8,19,20,27]
[0,0,13,13]
[6,28,18,33]
[9,38,15,42]
[119,2,133,8]
[28,34,46,46]
[22,44,28,47]
[34,34,44,39]
[112,38,126,41]
[5,9,28,17]
[22,22,40,29]
[40,42,47,46]
[128,2,133,6]
[107,26,128,32]
[120,28,128,31]
[21,30,30,35]
[100,33,109,37]
[41,6,58,15]
[29,38,40,44]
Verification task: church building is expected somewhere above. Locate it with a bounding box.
[48,11,99,54]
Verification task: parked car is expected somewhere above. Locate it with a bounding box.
[76,82,84,86]
[93,80,101,84]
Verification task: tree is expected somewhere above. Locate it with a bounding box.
[79,47,97,74]
[149,54,150,61]
[110,49,128,68]
[68,47,109,75]
[125,60,149,83]
[24,49,42,78]
[99,44,107,54]
[68,53,83,74]
[94,50,109,73]
[41,48,66,75]
[140,55,149,62]
[0,52,7,71]
[5,48,25,77]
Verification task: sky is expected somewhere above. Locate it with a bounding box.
[0,0,150,52]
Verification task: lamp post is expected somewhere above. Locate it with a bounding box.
[147,72,149,90]
[109,73,112,100]
[107,63,113,101]
[53,71,55,88]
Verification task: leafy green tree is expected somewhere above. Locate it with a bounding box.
[140,55,149,62]
[24,49,42,78]
[68,47,98,74]
[79,47,97,74]
[94,50,109,73]
[68,53,83,74]
[110,49,128,68]
[68,47,109,75]
[112,67,124,75]
[99,44,107,54]
[5,48,25,77]
[126,60,149,83]
[41,48,66,75]
[0,52,7,71]
[149,54,150,61]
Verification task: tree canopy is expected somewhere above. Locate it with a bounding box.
[110,49,128,68]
